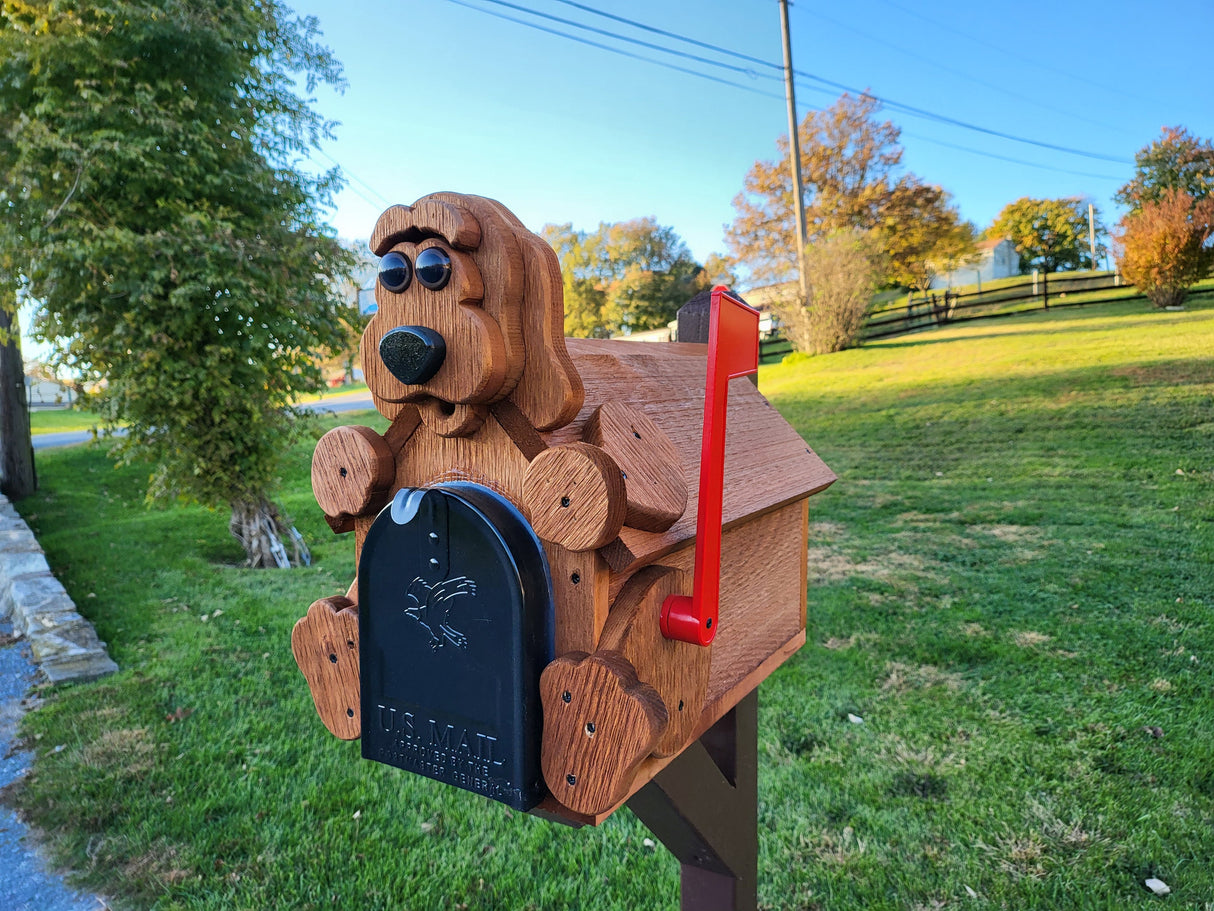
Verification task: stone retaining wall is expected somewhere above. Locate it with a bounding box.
[0,495,117,684]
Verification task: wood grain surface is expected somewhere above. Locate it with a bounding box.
[291,596,361,740]
[522,443,626,552]
[598,565,707,757]
[549,338,836,574]
[362,241,507,407]
[583,401,687,532]
[477,196,584,432]
[416,399,487,437]
[616,500,809,712]
[547,546,610,654]
[370,199,482,255]
[540,650,667,816]
[311,424,395,520]
[425,193,527,394]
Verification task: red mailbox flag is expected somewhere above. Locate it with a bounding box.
[660,287,760,646]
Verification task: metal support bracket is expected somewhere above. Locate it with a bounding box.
[627,690,758,911]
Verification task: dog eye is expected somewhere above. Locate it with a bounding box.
[379,251,412,293]
[415,248,452,291]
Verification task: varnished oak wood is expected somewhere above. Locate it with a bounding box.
[382,404,422,454]
[501,207,584,431]
[292,597,361,740]
[362,242,508,407]
[426,193,527,394]
[490,399,548,461]
[549,338,836,575]
[370,199,483,255]
[599,565,708,758]
[311,424,395,520]
[417,399,487,437]
[548,547,610,654]
[541,628,806,828]
[540,650,667,816]
[522,443,626,552]
[352,412,535,568]
[584,401,687,532]
[613,501,808,712]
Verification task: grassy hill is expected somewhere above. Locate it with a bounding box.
[8,293,1213,909]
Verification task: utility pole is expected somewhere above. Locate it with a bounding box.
[1087,203,1098,272]
[779,0,809,302]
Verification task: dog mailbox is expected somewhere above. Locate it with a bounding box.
[292,192,835,826]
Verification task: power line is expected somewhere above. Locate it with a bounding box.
[869,0,1154,106]
[902,131,1122,182]
[315,148,394,209]
[445,0,780,100]
[799,6,1134,137]
[485,0,1129,165]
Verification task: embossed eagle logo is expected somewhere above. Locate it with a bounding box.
[403,576,476,650]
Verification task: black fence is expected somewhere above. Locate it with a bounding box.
[861,271,1144,341]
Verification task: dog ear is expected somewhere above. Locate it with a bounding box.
[474,197,584,432]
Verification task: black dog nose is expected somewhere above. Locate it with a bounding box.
[379,326,446,386]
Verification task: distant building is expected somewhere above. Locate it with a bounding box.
[930,238,1019,289]
[25,374,76,408]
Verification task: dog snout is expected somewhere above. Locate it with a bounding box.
[379,326,447,386]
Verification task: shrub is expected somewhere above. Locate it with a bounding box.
[771,230,886,355]
[1115,188,1214,309]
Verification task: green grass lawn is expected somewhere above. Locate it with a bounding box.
[29,407,105,434]
[9,294,1214,909]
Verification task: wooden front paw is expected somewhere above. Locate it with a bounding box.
[311,425,395,525]
[291,596,361,740]
[540,651,667,815]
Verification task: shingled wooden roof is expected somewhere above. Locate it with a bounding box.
[546,338,836,574]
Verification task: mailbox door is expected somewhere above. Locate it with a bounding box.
[359,482,554,811]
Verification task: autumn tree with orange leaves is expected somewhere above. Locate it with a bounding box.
[725,92,970,294]
[1115,189,1214,310]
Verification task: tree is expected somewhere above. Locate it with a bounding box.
[1115,188,1214,310]
[0,305,35,499]
[987,197,1104,273]
[0,0,353,567]
[726,92,947,290]
[1116,127,1214,212]
[878,184,976,291]
[771,230,885,355]
[543,219,709,337]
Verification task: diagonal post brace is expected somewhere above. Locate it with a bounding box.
[627,690,758,911]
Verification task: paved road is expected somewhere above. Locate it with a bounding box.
[0,624,106,910]
[31,394,376,451]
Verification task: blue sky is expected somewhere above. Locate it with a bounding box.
[289,0,1213,268]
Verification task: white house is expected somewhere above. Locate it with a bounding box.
[930,238,1019,289]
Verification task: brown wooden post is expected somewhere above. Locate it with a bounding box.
[628,691,759,911]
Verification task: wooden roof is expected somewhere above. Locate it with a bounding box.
[547,338,836,574]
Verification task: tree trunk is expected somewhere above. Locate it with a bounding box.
[0,307,36,500]
[228,497,311,569]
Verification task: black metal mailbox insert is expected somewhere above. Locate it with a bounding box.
[359,482,554,811]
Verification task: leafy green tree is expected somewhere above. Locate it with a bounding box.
[878,184,975,291]
[0,0,353,566]
[543,218,708,337]
[1116,127,1214,212]
[726,92,948,290]
[1115,188,1214,309]
[987,197,1104,273]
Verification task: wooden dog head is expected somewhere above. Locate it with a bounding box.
[365,193,583,435]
